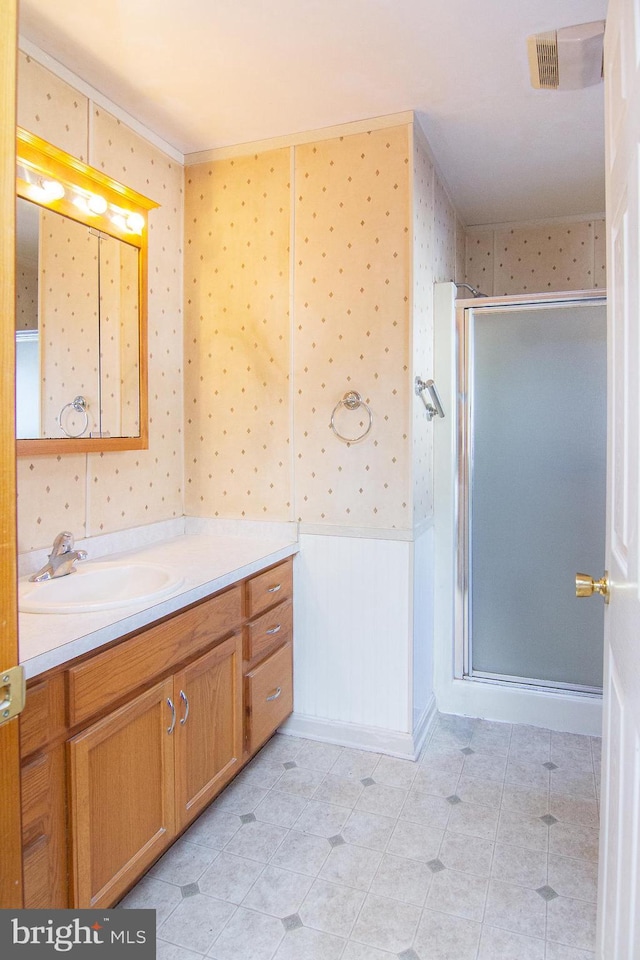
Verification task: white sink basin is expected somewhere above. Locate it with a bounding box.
[18,560,185,614]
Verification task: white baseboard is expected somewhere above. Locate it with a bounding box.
[279,713,415,758]
[412,695,438,757]
[279,707,434,760]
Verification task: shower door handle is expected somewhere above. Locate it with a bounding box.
[576,571,610,604]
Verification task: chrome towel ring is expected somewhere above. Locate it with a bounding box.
[329,391,373,443]
[59,395,89,438]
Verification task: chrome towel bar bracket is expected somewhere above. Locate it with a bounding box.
[415,377,445,421]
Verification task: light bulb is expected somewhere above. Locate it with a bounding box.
[126,212,145,234]
[88,193,107,215]
[40,179,65,201]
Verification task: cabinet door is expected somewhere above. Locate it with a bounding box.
[174,634,243,829]
[68,678,176,908]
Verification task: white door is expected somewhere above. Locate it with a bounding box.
[598,0,640,955]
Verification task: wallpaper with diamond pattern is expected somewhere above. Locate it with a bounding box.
[293,126,413,528]
[183,150,292,519]
[16,53,184,551]
[466,220,606,296]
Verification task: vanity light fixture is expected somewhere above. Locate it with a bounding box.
[30,178,66,204]
[87,193,108,215]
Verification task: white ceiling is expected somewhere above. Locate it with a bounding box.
[18,0,607,225]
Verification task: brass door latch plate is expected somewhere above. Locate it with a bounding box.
[0,665,26,725]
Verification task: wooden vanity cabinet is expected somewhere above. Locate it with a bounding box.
[19,556,294,910]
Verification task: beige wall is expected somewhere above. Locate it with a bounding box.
[465,219,606,296]
[184,120,461,533]
[16,53,184,551]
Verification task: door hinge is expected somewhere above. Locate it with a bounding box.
[0,665,26,725]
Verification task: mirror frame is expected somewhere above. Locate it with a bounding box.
[15,127,158,455]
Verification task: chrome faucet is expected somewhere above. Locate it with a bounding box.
[29,531,88,582]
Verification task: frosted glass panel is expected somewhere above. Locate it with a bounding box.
[469,303,605,688]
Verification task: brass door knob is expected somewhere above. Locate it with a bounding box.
[576,571,610,604]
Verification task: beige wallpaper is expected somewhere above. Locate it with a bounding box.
[293,126,412,529]
[16,54,184,551]
[411,128,459,527]
[183,150,292,520]
[466,220,606,296]
[16,261,38,330]
[39,210,100,438]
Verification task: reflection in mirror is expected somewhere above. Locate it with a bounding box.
[16,127,157,456]
[16,198,142,441]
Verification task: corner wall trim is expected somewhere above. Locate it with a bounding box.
[279,710,427,760]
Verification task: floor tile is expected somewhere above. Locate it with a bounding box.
[312,774,364,808]
[295,740,344,773]
[463,751,507,781]
[270,829,332,876]
[501,783,549,819]
[183,807,243,850]
[208,906,285,960]
[319,841,382,890]
[425,868,489,922]
[258,735,303,763]
[546,897,597,952]
[355,781,408,818]
[273,924,346,960]
[341,942,396,959]
[370,852,432,906]
[438,832,495,878]
[224,819,288,863]
[294,800,351,838]
[400,788,452,828]
[372,754,418,789]
[351,892,421,953]
[413,908,482,960]
[414,755,464,797]
[159,893,235,954]
[496,809,549,853]
[550,770,596,800]
[548,822,599,862]
[242,864,314,918]
[157,940,207,960]
[484,879,547,939]
[213,779,269,815]
[387,819,444,862]
[341,810,396,851]
[149,839,216,886]
[505,758,551,790]
[491,842,548,888]
[253,790,308,827]
[118,876,183,926]
[509,726,551,764]
[455,775,503,807]
[548,795,600,829]
[299,878,366,938]
[198,852,264,903]
[239,757,286,790]
[330,748,379,780]
[446,799,499,841]
[469,721,512,756]
[545,941,596,959]
[547,855,598,902]
[478,924,545,959]
[278,767,326,798]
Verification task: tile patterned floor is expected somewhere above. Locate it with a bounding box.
[119,714,601,959]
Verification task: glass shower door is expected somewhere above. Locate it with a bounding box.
[465,300,606,691]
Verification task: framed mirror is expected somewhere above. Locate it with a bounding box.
[15,127,158,455]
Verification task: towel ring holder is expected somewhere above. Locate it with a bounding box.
[59,395,89,439]
[330,391,373,443]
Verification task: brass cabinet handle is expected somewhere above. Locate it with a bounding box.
[166,697,176,735]
[266,624,282,636]
[179,689,189,726]
[576,571,610,604]
[267,584,282,594]
[266,686,282,702]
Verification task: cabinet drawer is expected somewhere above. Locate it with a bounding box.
[67,585,242,728]
[20,674,67,758]
[246,599,292,664]
[245,641,293,754]
[246,559,293,618]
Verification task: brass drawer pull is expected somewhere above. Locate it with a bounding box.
[267,584,282,594]
[266,687,282,702]
[166,698,176,735]
[265,624,282,636]
[179,689,189,725]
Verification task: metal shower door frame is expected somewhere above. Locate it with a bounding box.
[455,290,606,695]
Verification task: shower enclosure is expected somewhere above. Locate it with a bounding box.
[458,296,606,693]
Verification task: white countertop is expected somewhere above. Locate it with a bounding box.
[19,533,298,679]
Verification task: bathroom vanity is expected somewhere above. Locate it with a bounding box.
[18,537,296,909]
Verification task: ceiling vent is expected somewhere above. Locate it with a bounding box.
[528,20,605,90]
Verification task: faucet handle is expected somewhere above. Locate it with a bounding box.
[50,531,74,557]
